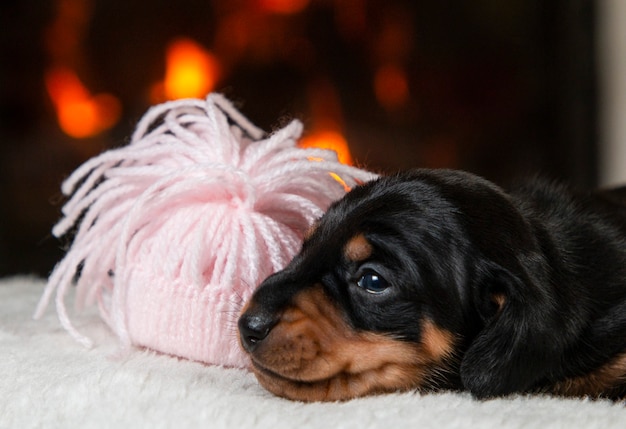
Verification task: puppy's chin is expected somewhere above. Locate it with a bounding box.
[245,285,457,402]
[250,358,421,402]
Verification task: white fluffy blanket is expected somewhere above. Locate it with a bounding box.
[2,276,625,428]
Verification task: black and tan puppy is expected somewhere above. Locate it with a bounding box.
[238,169,626,402]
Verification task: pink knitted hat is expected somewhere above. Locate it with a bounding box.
[35,93,376,368]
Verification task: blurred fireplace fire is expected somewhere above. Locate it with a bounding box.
[154,37,220,102]
[42,0,365,164]
[45,66,121,139]
[0,0,598,277]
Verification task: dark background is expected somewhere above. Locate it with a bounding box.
[0,0,597,278]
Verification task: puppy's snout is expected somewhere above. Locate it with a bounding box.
[238,309,277,353]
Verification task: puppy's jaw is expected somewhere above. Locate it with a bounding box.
[246,285,456,402]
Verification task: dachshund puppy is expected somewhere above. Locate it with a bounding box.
[238,169,626,401]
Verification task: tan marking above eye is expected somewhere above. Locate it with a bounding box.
[247,285,456,402]
[344,233,374,263]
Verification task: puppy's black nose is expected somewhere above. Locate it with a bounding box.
[238,310,277,353]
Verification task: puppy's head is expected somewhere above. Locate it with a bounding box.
[238,170,552,401]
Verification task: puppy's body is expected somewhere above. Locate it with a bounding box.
[238,169,626,401]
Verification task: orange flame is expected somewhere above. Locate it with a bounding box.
[45,67,121,138]
[300,79,354,166]
[161,38,219,100]
[300,130,353,165]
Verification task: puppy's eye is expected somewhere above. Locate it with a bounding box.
[357,272,389,294]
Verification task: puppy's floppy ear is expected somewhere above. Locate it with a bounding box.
[460,259,559,398]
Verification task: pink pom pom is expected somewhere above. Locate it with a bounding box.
[35,94,377,367]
